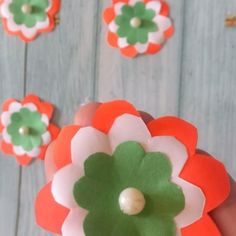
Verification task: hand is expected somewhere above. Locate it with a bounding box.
[75,102,236,235]
[211,177,236,236]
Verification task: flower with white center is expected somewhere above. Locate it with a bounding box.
[103,0,174,57]
[0,0,60,42]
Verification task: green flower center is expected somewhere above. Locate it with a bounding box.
[73,141,185,236]
[7,108,47,151]
[9,0,49,28]
[115,2,158,45]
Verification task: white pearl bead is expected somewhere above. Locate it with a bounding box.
[130,17,142,28]
[21,4,32,14]
[119,188,145,215]
[19,126,30,136]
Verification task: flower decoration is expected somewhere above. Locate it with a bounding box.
[103,0,174,57]
[0,94,60,165]
[0,0,60,42]
[35,100,230,236]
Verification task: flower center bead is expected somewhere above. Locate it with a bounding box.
[21,4,32,14]
[130,17,142,28]
[19,126,30,136]
[119,187,146,215]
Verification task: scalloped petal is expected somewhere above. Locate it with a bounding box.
[53,125,80,170]
[147,116,198,156]
[35,182,69,234]
[180,154,230,213]
[92,100,140,133]
[181,214,221,236]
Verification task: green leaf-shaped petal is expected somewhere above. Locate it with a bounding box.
[142,9,156,21]
[134,2,145,17]
[121,5,134,17]
[137,152,172,187]
[21,136,33,151]
[73,176,115,211]
[134,215,176,236]
[115,15,130,27]
[84,153,113,181]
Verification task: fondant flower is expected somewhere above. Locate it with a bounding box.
[35,101,230,236]
[0,94,60,165]
[103,0,174,57]
[0,0,60,42]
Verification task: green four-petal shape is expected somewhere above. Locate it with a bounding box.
[7,108,47,151]
[73,141,185,236]
[9,0,49,28]
[115,2,158,45]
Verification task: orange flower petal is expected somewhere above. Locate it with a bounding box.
[120,46,138,58]
[180,153,230,213]
[1,98,17,111]
[1,140,14,156]
[147,43,162,54]
[107,32,119,48]
[164,25,174,39]
[92,100,140,133]
[181,214,221,236]
[147,116,198,156]
[53,125,80,170]
[35,182,69,234]
[113,0,129,3]
[103,7,115,24]
[23,94,54,119]
[15,155,32,166]
[160,0,169,16]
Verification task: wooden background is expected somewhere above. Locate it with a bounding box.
[0,0,236,235]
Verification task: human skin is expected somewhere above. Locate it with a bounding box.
[75,102,236,236]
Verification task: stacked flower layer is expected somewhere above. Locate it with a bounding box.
[36,100,230,236]
[103,0,174,57]
[0,94,60,165]
[0,0,60,42]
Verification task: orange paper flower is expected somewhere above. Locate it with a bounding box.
[0,0,60,42]
[35,100,230,236]
[103,0,174,57]
[0,94,60,165]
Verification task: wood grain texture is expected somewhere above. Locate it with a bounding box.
[179,0,236,178]
[15,1,100,235]
[0,32,25,235]
[0,0,235,235]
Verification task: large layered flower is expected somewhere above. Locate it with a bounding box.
[0,94,60,165]
[103,0,174,57]
[35,100,230,236]
[0,0,60,42]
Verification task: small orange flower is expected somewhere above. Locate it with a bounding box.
[103,0,174,57]
[35,100,230,236]
[0,0,60,42]
[0,94,60,165]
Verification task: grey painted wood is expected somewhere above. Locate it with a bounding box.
[179,0,236,178]
[0,33,25,235]
[16,1,100,236]
[0,0,236,236]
